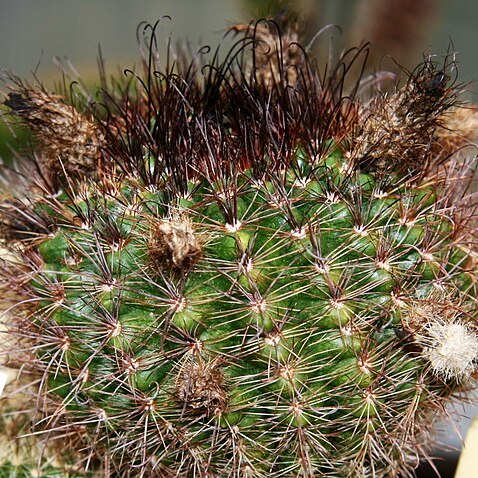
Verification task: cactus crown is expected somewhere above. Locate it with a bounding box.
[1,17,478,478]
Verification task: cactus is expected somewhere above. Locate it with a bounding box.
[1,18,478,477]
[0,378,84,477]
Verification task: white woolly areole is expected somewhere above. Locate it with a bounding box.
[420,321,478,380]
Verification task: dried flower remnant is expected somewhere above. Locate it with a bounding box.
[4,81,103,185]
[176,356,228,415]
[349,59,458,179]
[149,218,203,271]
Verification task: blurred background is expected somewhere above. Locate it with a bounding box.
[1,0,478,92]
[1,1,477,476]
[1,0,477,86]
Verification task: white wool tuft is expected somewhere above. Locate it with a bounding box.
[420,321,478,380]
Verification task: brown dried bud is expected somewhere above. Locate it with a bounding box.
[176,355,228,415]
[350,63,457,178]
[149,217,202,272]
[435,107,478,156]
[4,86,103,184]
[230,20,304,88]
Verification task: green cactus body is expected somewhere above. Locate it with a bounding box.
[16,152,473,477]
[0,463,82,478]
[0,396,83,478]
[1,18,478,478]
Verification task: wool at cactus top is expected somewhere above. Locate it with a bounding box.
[1,18,478,478]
